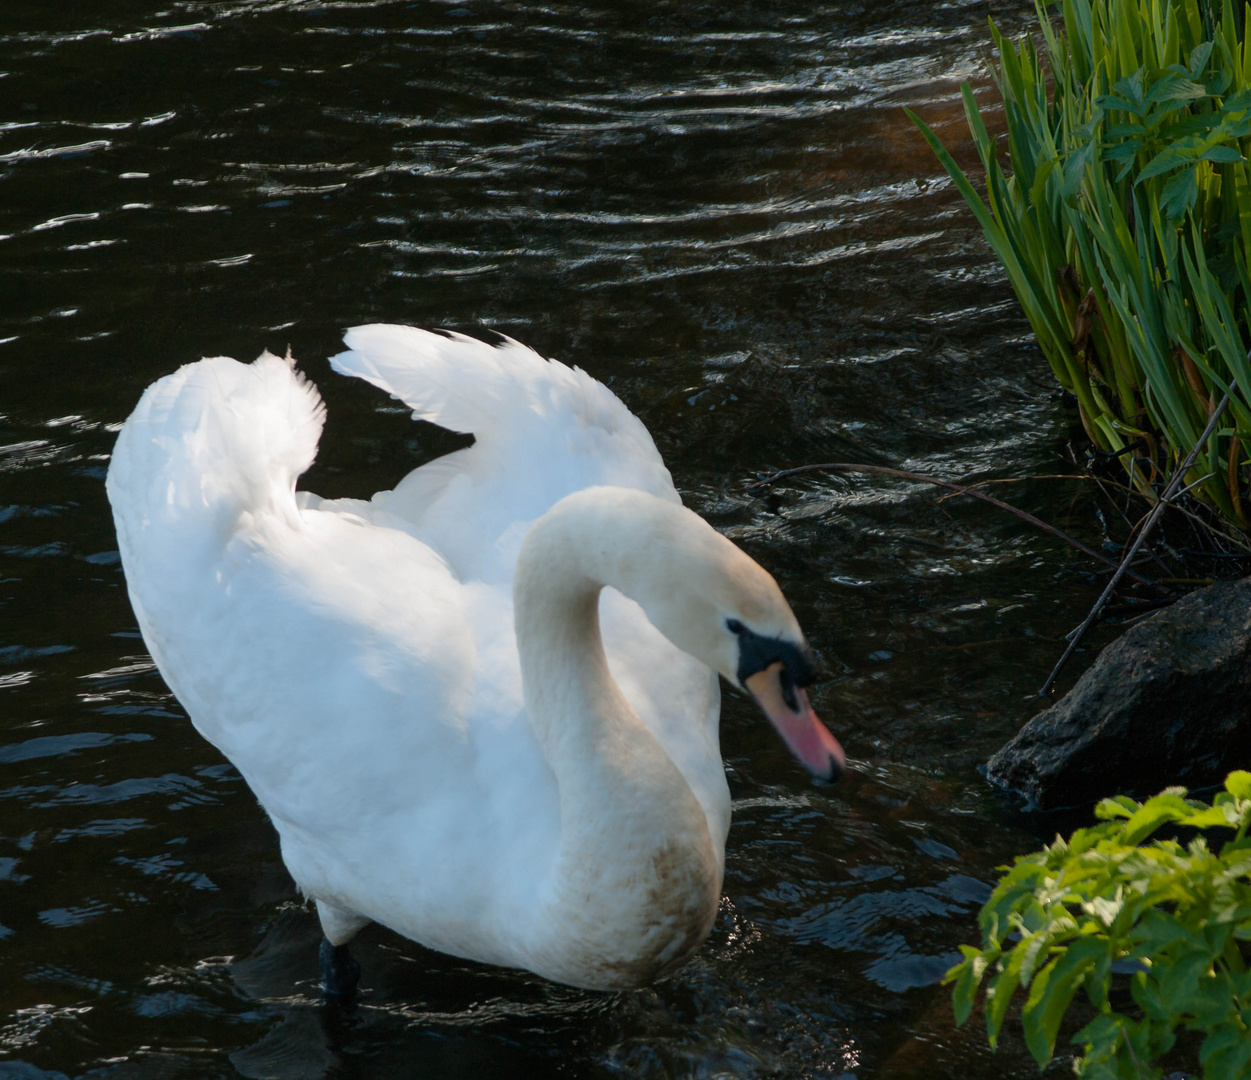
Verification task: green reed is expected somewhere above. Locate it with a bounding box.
[910,0,1251,530]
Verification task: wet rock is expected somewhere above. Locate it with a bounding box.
[987,577,1251,810]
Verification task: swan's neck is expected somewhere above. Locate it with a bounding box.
[513,497,720,988]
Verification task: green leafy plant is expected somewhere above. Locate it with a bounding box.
[908,0,1251,532]
[948,772,1251,1079]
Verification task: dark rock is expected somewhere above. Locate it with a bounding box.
[987,577,1251,810]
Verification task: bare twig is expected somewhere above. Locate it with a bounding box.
[746,462,1157,587]
[1038,388,1234,697]
[1171,471,1217,501]
[1084,473,1251,556]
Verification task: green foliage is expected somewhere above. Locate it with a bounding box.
[909,0,1251,532]
[948,772,1251,1078]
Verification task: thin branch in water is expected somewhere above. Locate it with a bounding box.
[1038,387,1235,698]
[745,462,1157,587]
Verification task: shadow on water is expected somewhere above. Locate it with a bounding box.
[0,0,1119,1076]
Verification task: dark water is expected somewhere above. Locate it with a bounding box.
[0,2,1118,1077]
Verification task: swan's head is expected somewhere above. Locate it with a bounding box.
[520,488,846,782]
[638,522,846,783]
[565,489,846,783]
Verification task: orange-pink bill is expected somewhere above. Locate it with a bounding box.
[745,662,845,781]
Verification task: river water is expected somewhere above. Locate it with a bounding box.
[0,2,1113,1077]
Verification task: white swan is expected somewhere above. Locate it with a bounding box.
[106,326,844,994]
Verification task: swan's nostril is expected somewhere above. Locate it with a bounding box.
[779,666,799,712]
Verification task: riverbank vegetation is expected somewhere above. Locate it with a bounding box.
[948,773,1251,1079]
[910,0,1251,536]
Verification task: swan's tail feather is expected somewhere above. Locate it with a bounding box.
[108,351,326,545]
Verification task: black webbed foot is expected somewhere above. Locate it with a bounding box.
[319,936,361,1002]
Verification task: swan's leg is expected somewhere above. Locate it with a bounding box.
[319,939,360,1001]
[315,900,370,1001]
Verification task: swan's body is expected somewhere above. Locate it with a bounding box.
[107,326,842,991]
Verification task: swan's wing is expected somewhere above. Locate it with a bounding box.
[327,325,678,582]
[328,327,725,839]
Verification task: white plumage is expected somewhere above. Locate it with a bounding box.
[107,325,840,991]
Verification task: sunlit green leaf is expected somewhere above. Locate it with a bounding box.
[985,945,1025,1048]
[1120,794,1195,844]
[1178,805,1236,829]
[1225,771,1251,800]
[1022,936,1106,1065]
[1097,796,1142,821]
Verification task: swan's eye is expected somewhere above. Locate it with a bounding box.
[733,622,817,692]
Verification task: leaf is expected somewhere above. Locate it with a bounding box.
[1159,111,1227,141]
[1095,92,1143,115]
[1159,167,1199,220]
[1222,88,1251,115]
[1021,936,1106,1066]
[1072,1010,1125,1052]
[1098,70,1146,116]
[1225,771,1251,799]
[1179,805,1237,830]
[1201,1029,1251,1080]
[1130,970,1169,1020]
[1102,142,1140,182]
[1029,157,1057,207]
[1188,40,1215,79]
[1016,932,1054,986]
[1201,144,1244,164]
[1119,794,1195,843]
[1097,795,1141,821]
[979,876,1044,947]
[1156,948,1213,1015]
[1084,949,1111,1010]
[1137,140,1204,184]
[950,945,995,1025]
[1200,1023,1246,1064]
[1145,74,1207,103]
[985,944,1025,1048]
[1062,139,1096,198]
[1217,113,1251,139]
[1083,890,1124,930]
[1131,907,1202,953]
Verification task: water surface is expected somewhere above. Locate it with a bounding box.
[0,2,1110,1077]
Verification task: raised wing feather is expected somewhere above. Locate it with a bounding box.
[327,325,678,582]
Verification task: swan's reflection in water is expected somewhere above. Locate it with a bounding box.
[227,908,634,1080]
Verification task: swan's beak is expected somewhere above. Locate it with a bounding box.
[745,662,845,782]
